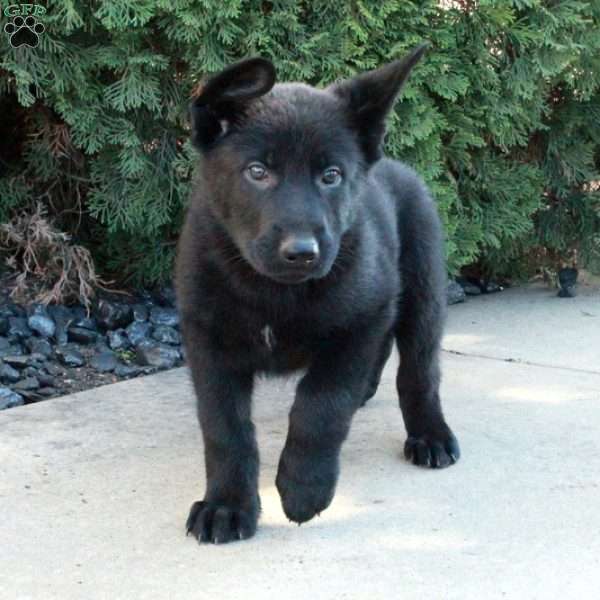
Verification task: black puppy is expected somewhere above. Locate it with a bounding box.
[176,45,460,544]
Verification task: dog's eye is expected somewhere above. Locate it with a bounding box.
[247,163,268,181]
[321,167,342,186]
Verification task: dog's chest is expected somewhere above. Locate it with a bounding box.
[252,322,311,373]
[260,324,276,351]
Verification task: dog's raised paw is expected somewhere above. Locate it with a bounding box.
[186,500,258,544]
[404,430,460,468]
[276,450,338,524]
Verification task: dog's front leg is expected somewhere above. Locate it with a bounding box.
[183,327,259,544]
[276,323,388,524]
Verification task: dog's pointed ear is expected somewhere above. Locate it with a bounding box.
[328,44,428,164]
[190,57,276,150]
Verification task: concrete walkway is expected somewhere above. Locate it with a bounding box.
[1,284,599,599]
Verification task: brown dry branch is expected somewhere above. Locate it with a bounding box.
[0,203,107,310]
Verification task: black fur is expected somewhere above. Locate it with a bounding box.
[176,45,460,545]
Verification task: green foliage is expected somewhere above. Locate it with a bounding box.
[1,0,599,285]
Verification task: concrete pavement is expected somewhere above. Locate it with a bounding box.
[444,281,600,373]
[1,284,599,599]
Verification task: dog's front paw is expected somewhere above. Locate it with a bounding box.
[186,498,259,544]
[276,448,339,524]
[404,427,460,468]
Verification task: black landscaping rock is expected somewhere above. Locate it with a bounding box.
[152,325,180,345]
[48,305,73,322]
[447,281,466,305]
[0,386,24,410]
[149,307,179,328]
[28,353,48,367]
[72,315,98,331]
[7,316,32,339]
[483,280,503,293]
[18,389,43,403]
[28,314,56,337]
[138,289,154,304]
[48,305,74,345]
[114,364,143,378]
[14,376,40,391]
[136,340,180,369]
[7,303,26,317]
[25,303,44,318]
[44,362,64,377]
[2,355,30,369]
[25,337,53,358]
[558,267,578,298]
[154,285,177,307]
[132,304,149,322]
[68,326,98,345]
[54,326,69,345]
[38,387,57,397]
[0,362,20,383]
[70,305,87,320]
[90,351,119,373]
[94,299,133,330]
[23,366,42,378]
[94,338,111,353]
[27,305,56,338]
[107,328,130,350]
[558,287,577,298]
[456,277,482,296]
[0,290,186,408]
[126,321,152,346]
[55,345,85,368]
[37,372,55,387]
[1,343,25,358]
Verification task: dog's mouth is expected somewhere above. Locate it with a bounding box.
[266,271,314,284]
[251,258,329,285]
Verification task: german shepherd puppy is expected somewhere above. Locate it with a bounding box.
[176,45,460,544]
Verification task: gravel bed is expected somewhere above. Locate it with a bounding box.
[1,285,185,409]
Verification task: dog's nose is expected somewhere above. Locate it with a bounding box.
[279,235,320,265]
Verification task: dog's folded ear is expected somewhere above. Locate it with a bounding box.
[190,58,276,150]
[328,44,428,165]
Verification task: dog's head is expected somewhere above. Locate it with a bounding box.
[190,47,427,284]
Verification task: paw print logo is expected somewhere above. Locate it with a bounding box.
[4,15,45,48]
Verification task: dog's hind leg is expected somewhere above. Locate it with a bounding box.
[361,331,394,406]
[394,188,460,468]
[395,305,459,468]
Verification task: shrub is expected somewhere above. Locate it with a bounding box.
[1,0,599,286]
[0,203,103,308]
